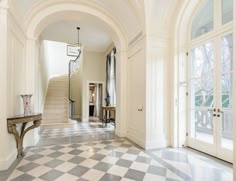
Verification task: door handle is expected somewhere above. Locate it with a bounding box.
[138,107,143,112]
[217,109,224,114]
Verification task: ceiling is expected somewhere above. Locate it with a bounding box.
[40,15,113,52]
[11,0,142,42]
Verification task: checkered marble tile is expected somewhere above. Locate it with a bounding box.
[40,122,114,139]
[7,139,183,181]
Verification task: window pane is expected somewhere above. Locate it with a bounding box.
[191,77,214,108]
[222,34,233,73]
[191,42,214,78]
[221,73,233,109]
[222,0,233,24]
[191,0,214,39]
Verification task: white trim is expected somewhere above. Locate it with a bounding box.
[0,150,17,171]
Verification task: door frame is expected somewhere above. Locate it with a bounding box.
[187,31,234,162]
[86,81,105,121]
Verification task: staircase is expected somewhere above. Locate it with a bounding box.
[42,75,69,125]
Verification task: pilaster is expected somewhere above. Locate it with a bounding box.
[115,50,128,137]
[145,36,170,149]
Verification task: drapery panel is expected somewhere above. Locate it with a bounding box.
[106,48,116,106]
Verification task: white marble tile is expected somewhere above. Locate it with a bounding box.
[81,169,105,181]
[107,165,128,177]
[130,162,149,172]
[101,156,119,164]
[27,165,51,177]
[55,162,77,172]
[34,156,53,165]
[55,173,78,181]
[79,159,99,168]
[121,153,137,161]
[57,154,74,161]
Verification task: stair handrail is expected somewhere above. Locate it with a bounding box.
[68,50,81,102]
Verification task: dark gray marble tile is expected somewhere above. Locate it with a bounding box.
[51,145,64,150]
[68,149,83,155]
[93,162,113,172]
[45,159,64,168]
[11,174,35,181]
[116,159,132,168]
[127,149,140,155]
[99,173,121,181]
[124,169,145,181]
[24,154,43,161]
[39,169,63,181]
[136,156,152,164]
[68,156,85,164]
[48,151,64,158]
[68,165,89,177]
[17,162,39,172]
[90,154,106,161]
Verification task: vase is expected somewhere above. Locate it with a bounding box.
[20,94,33,115]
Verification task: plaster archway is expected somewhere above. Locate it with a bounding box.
[24,0,129,137]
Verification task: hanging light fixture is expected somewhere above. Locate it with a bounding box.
[77,27,82,52]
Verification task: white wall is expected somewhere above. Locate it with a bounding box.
[38,40,77,112]
[0,5,17,171]
[41,40,71,78]
[0,4,32,170]
[81,50,106,121]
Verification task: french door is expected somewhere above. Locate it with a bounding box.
[188,33,233,162]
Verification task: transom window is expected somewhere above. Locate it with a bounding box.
[191,0,233,40]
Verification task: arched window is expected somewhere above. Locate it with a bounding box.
[188,0,234,162]
[191,0,214,39]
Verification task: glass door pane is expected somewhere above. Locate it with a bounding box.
[190,42,214,143]
[222,0,233,24]
[220,34,233,150]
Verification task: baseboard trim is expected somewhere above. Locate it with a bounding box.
[127,132,146,149]
[0,150,17,171]
[115,129,127,137]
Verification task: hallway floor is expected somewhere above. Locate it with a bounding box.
[2,122,233,181]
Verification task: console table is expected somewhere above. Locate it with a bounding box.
[101,106,116,127]
[7,113,42,158]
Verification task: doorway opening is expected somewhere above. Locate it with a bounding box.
[88,83,103,122]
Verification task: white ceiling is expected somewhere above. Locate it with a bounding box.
[40,15,113,52]
[11,0,142,42]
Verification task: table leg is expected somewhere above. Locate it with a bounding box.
[8,120,41,158]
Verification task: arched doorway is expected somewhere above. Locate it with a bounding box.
[24,1,128,138]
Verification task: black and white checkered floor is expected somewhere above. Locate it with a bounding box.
[5,122,233,181]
